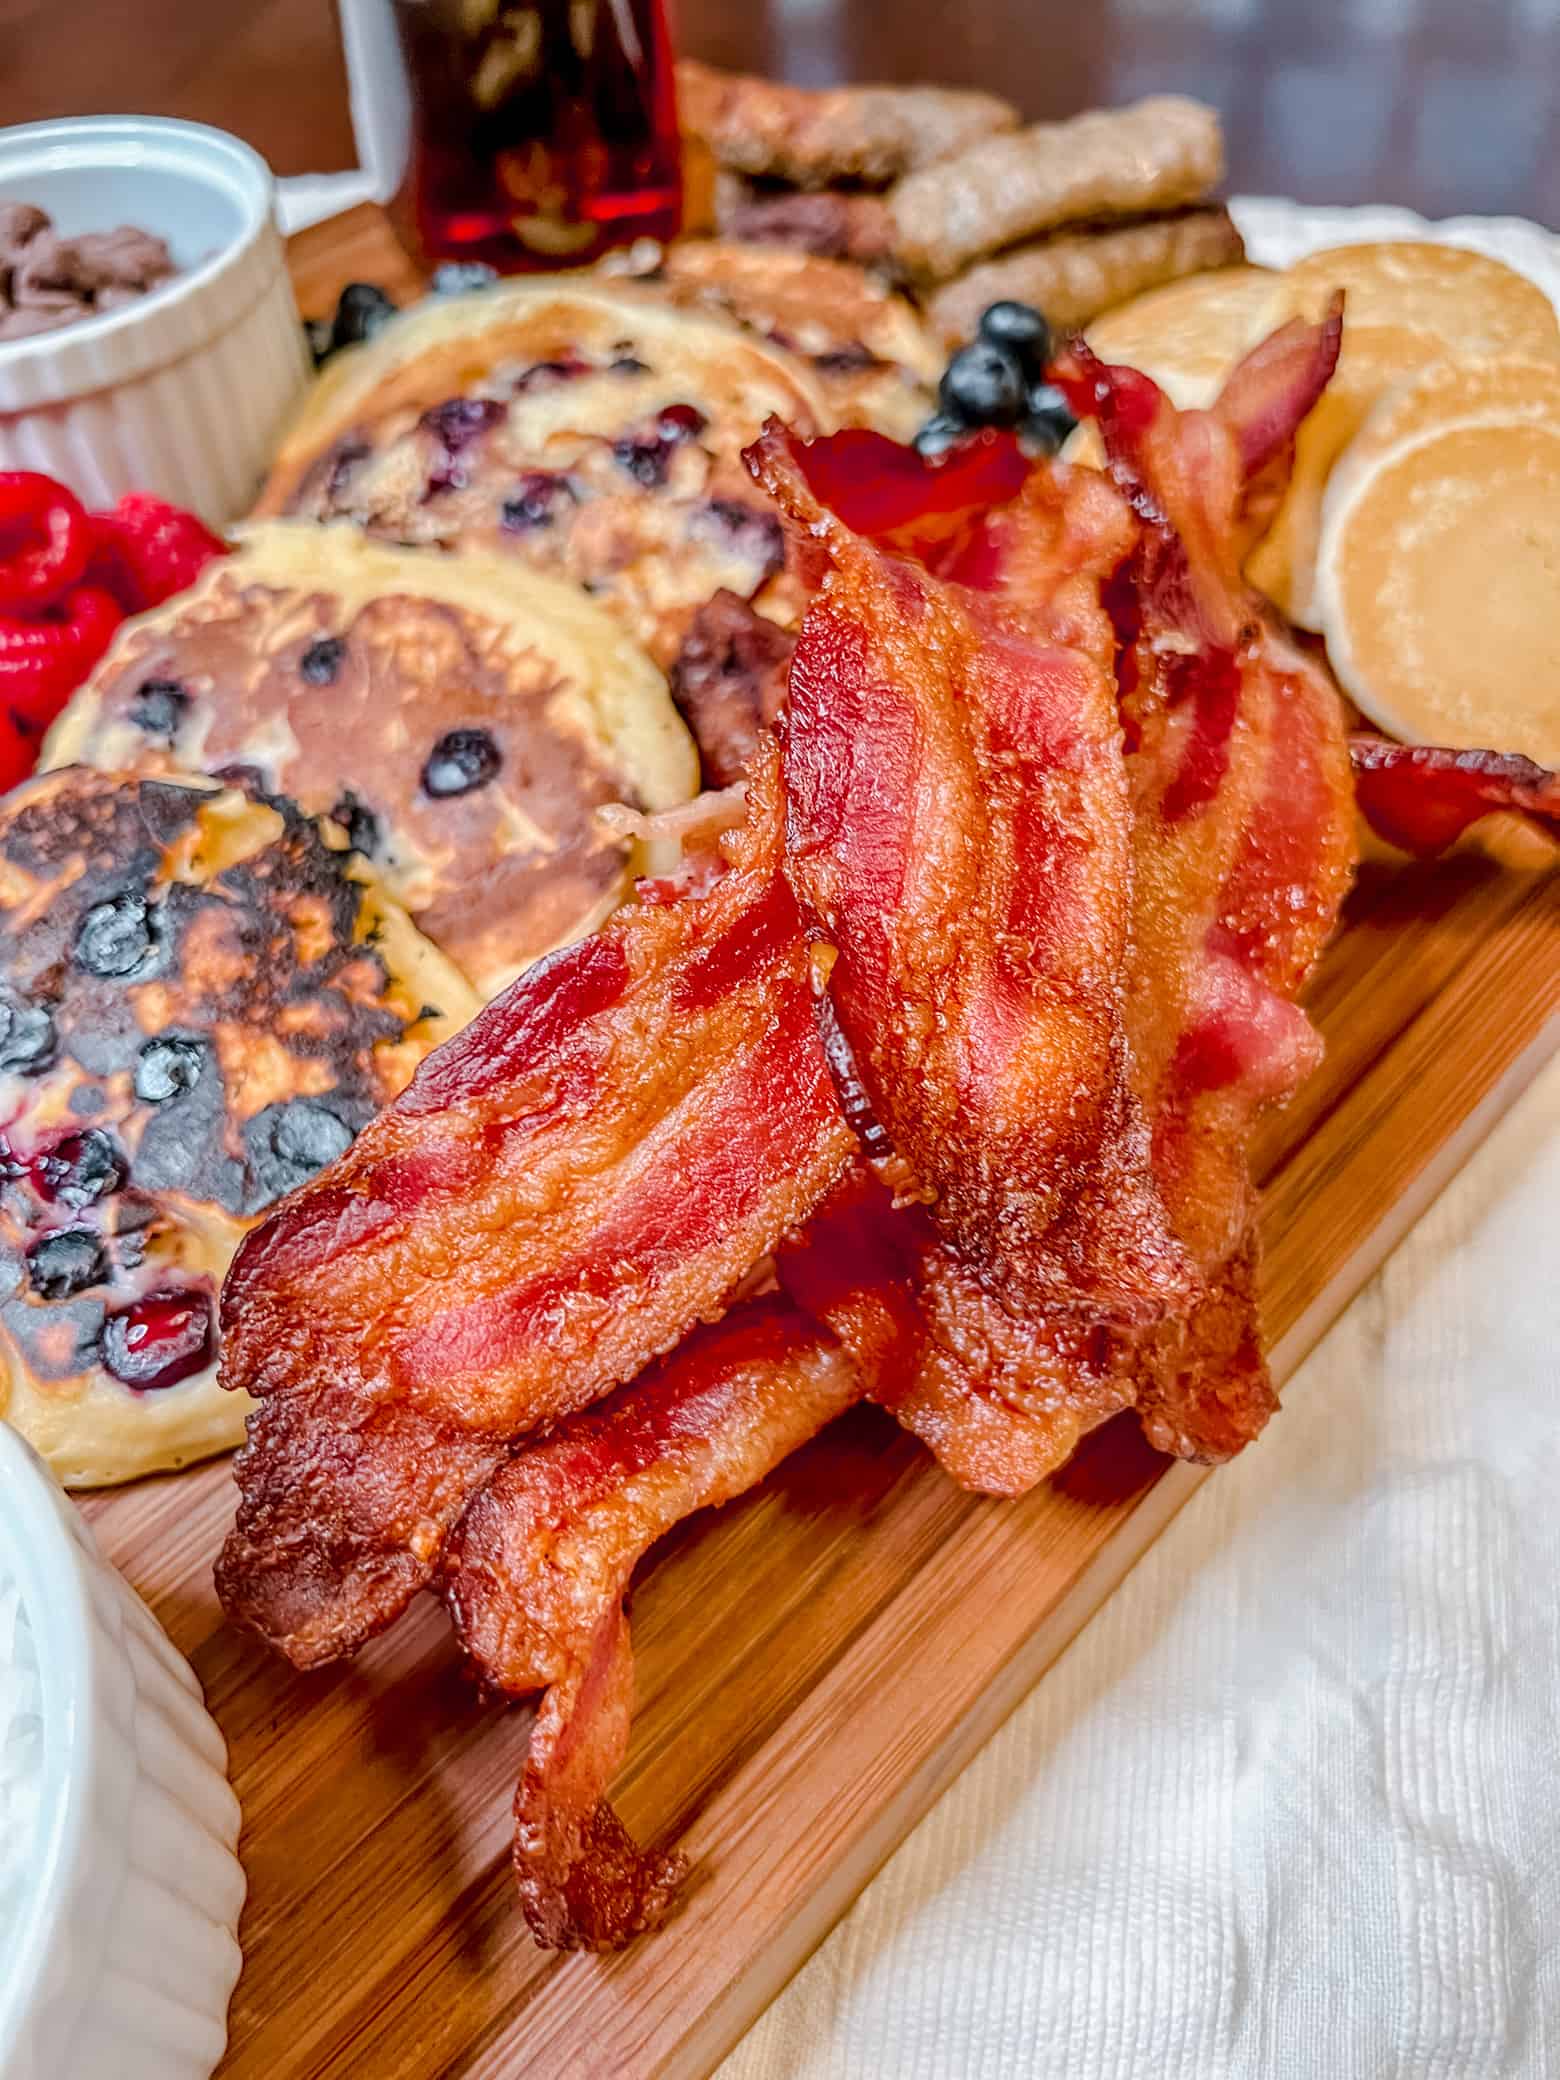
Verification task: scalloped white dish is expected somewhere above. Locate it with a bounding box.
[0,1423,244,2080]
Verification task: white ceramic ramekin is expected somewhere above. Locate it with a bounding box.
[0,116,310,522]
[0,1423,244,2080]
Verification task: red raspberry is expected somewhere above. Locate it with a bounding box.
[0,472,93,612]
[88,493,227,614]
[0,581,123,742]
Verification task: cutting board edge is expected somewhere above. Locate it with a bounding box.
[666,1005,1560,2080]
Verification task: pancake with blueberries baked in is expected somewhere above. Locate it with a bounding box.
[610,240,941,440]
[44,524,700,1000]
[0,765,479,1488]
[252,279,834,666]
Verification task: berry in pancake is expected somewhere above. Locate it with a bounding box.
[0,766,479,1487]
[254,281,833,667]
[45,526,699,1000]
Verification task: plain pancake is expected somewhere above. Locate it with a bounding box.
[1280,241,1560,362]
[1066,266,1288,464]
[45,525,699,1000]
[0,768,479,1487]
[254,279,835,665]
[1315,417,1560,766]
[1245,322,1452,626]
[637,239,940,439]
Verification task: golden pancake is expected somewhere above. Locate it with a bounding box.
[640,239,940,439]
[44,525,699,1001]
[0,768,479,1487]
[254,280,835,665]
[1280,241,1560,362]
[1245,322,1452,627]
[1065,265,1288,464]
[1315,416,1560,766]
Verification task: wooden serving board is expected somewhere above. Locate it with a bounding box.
[81,206,1560,2080]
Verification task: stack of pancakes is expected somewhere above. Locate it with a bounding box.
[26,216,957,1486]
[678,61,1245,342]
[1078,240,1560,769]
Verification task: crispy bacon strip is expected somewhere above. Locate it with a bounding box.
[1348,735,1560,856]
[440,1295,861,1949]
[1053,331,1357,1274]
[217,750,856,1667]
[750,425,1193,1323]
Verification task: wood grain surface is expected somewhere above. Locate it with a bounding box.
[79,207,1560,2080]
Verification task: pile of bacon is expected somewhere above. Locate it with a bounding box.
[215,312,1560,1952]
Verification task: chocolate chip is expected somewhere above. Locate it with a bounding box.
[129,677,189,739]
[35,1129,125,1208]
[300,635,346,685]
[422,728,501,799]
[0,990,54,1076]
[134,1035,205,1103]
[74,892,156,978]
[330,789,379,856]
[26,1228,107,1300]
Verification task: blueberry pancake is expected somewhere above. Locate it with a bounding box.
[45,525,699,1000]
[615,240,941,441]
[253,281,834,665]
[0,766,479,1488]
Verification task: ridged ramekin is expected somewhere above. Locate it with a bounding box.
[0,116,310,522]
[0,1423,245,2080]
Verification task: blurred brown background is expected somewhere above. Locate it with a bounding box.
[1,0,1556,223]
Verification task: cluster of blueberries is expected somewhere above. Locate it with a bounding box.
[310,274,1075,471]
[916,299,1076,458]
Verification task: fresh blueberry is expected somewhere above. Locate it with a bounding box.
[129,677,189,739]
[977,301,1053,374]
[430,261,499,296]
[304,316,335,366]
[500,472,575,533]
[330,282,398,351]
[1020,380,1077,457]
[134,1035,206,1103]
[330,789,380,856]
[913,411,968,458]
[938,339,1026,428]
[26,1228,108,1300]
[75,893,156,979]
[609,353,650,375]
[0,990,54,1075]
[35,1128,125,1207]
[300,635,346,685]
[423,727,501,799]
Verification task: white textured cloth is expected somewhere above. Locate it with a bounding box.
[721,1050,1560,2080]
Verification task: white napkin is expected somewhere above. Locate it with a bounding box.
[723,1051,1560,2080]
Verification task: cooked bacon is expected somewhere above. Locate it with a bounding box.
[750,425,1193,1323]
[216,749,856,1667]
[440,1294,860,1948]
[780,1168,1131,1495]
[1348,735,1560,855]
[1052,331,1356,1273]
[1131,1236,1274,1461]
